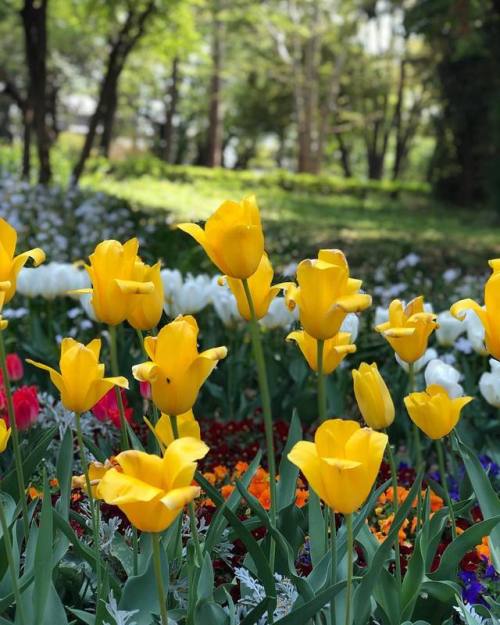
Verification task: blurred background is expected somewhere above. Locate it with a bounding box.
[1,0,499,275]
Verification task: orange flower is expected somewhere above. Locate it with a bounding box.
[476,536,490,560]
[203,472,217,486]
[221,484,235,499]
[49,478,59,488]
[258,488,271,510]
[249,468,269,498]
[214,465,229,480]
[28,486,42,500]
[199,498,215,508]
[234,461,249,477]
[295,488,309,508]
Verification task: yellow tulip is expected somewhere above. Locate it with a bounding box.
[352,362,395,430]
[27,338,129,413]
[132,315,227,416]
[0,419,11,452]
[77,239,155,325]
[220,253,291,320]
[288,419,387,514]
[285,249,371,340]
[287,330,356,374]
[451,259,500,359]
[127,259,164,330]
[0,291,8,330]
[376,297,438,363]
[404,384,473,439]
[0,218,45,303]
[155,410,201,447]
[97,437,209,532]
[178,195,264,279]
[72,460,112,497]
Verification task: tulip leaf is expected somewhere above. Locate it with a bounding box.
[454,433,500,569]
[196,552,215,602]
[373,567,401,625]
[429,516,500,581]
[56,426,73,519]
[276,411,301,512]
[274,580,348,624]
[125,421,145,452]
[307,490,327,567]
[33,472,54,624]
[353,470,424,625]
[421,579,460,603]
[240,598,272,625]
[2,426,57,497]
[194,599,229,624]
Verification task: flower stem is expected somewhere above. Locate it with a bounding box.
[317,339,327,422]
[0,492,26,625]
[242,279,277,572]
[169,415,202,565]
[108,324,129,450]
[152,533,169,625]
[436,438,457,540]
[384,430,402,587]
[330,508,337,625]
[0,331,29,539]
[75,413,103,620]
[408,362,422,470]
[344,514,353,625]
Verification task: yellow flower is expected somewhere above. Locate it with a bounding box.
[178,195,264,279]
[72,460,112,498]
[77,239,155,325]
[404,384,473,439]
[286,330,356,374]
[288,419,387,514]
[27,338,129,413]
[155,410,201,447]
[132,315,227,416]
[0,419,11,452]
[0,218,45,303]
[127,259,164,330]
[352,362,395,430]
[220,253,291,320]
[0,291,8,330]
[376,297,438,363]
[285,249,371,340]
[97,437,209,532]
[451,259,500,359]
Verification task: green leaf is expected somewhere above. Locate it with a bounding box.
[274,580,347,624]
[125,421,145,452]
[33,472,54,624]
[307,490,326,567]
[196,552,215,602]
[56,427,73,519]
[2,427,57,497]
[373,568,401,625]
[194,599,229,624]
[240,598,271,625]
[276,411,301,512]
[454,433,500,569]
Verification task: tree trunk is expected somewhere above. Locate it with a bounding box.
[392,58,406,180]
[22,106,33,180]
[21,0,51,184]
[206,5,223,168]
[162,56,180,163]
[99,74,119,157]
[337,133,352,178]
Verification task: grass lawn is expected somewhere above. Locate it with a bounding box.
[84,172,500,275]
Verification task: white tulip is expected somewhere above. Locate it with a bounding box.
[479,359,500,408]
[79,293,97,321]
[340,313,359,342]
[211,287,240,328]
[374,306,389,327]
[465,310,487,355]
[424,359,464,398]
[395,348,438,373]
[435,311,465,347]
[260,298,296,330]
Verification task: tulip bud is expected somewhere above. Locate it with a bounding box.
[352,363,395,430]
[424,359,464,399]
[435,311,465,347]
[479,359,500,408]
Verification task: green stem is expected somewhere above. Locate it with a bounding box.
[408,362,423,470]
[242,279,277,571]
[132,528,139,576]
[108,324,129,450]
[317,339,327,422]
[0,331,29,539]
[330,508,337,625]
[152,533,169,625]
[0,492,26,625]
[436,438,457,540]
[344,514,353,625]
[384,430,402,587]
[75,413,102,620]
[169,415,202,565]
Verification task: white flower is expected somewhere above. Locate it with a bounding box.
[479,359,500,408]
[424,359,464,398]
[79,293,97,321]
[374,306,389,327]
[396,253,420,270]
[211,287,240,328]
[435,311,465,347]
[260,298,297,330]
[395,348,438,373]
[340,313,359,342]
[455,337,473,354]
[464,310,487,355]
[442,268,460,283]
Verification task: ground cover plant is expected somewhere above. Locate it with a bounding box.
[0,188,498,625]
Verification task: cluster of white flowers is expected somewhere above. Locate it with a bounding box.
[17,263,90,299]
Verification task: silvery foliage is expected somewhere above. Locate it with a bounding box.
[0,175,136,261]
[104,590,138,625]
[454,597,497,625]
[233,568,298,623]
[100,517,123,555]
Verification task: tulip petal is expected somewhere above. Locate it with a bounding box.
[163,437,209,491]
[0,281,11,292]
[26,358,66,397]
[334,293,372,313]
[450,298,485,322]
[287,441,328,504]
[97,468,164,504]
[0,219,17,258]
[160,485,200,510]
[114,279,155,294]
[115,450,165,489]
[132,361,161,383]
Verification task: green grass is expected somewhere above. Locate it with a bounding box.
[83,172,500,271]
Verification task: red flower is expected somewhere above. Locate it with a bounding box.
[139,381,151,400]
[6,386,40,430]
[6,354,23,382]
[91,388,133,428]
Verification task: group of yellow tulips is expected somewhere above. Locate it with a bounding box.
[0,196,498,625]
